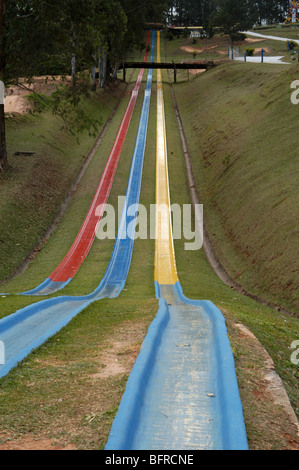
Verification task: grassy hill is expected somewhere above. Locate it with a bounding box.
[172,61,299,315]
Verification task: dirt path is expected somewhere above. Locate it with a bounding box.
[4,86,32,114]
[242,30,299,45]
[4,76,71,114]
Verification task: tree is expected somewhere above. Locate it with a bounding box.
[249,0,289,25]
[0,0,168,170]
[211,0,255,44]
[0,0,7,171]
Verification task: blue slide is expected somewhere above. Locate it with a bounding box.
[0,32,155,380]
[105,285,249,450]
[105,30,248,451]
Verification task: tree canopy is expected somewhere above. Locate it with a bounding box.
[0,0,167,169]
[3,0,168,82]
[166,0,289,29]
[0,0,291,170]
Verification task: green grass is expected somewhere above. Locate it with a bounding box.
[172,61,299,315]
[250,25,299,40]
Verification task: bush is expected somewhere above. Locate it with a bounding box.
[246,47,255,56]
[231,32,246,42]
[288,40,297,50]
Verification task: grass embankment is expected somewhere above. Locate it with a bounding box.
[162,75,298,449]
[0,82,127,285]
[0,56,298,449]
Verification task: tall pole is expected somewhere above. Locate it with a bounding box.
[0,0,7,171]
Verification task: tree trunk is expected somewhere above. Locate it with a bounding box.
[0,101,6,171]
[112,61,119,80]
[98,49,107,88]
[91,64,96,91]
[71,53,76,89]
[0,0,7,171]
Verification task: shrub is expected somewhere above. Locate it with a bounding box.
[231,32,246,42]
[288,40,297,50]
[246,47,255,56]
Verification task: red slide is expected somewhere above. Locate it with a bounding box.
[51,32,150,283]
[18,32,151,296]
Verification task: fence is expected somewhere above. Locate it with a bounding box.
[228,46,265,63]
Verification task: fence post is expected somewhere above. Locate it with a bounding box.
[0,81,4,105]
[0,341,4,365]
[244,51,247,63]
[261,48,264,63]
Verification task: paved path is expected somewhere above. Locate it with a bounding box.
[242,30,299,44]
[236,31,295,64]
[235,55,290,64]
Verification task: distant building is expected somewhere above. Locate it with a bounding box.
[167,25,203,38]
[190,30,202,38]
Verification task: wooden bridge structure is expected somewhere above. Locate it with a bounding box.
[118,61,217,83]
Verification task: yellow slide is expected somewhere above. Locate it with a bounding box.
[154,31,179,286]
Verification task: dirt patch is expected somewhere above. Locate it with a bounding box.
[253,47,271,54]
[89,339,142,380]
[234,322,298,427]
[188,69,206,76]
[227,318,299,450]
[0,437,77,450]
[181,46,205,54]
[245,38,266,43]
[89,319,149,381]
[4,76,71,114]
[4,86,32,114]
[181,45,218,54]
[0,317,152,450]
